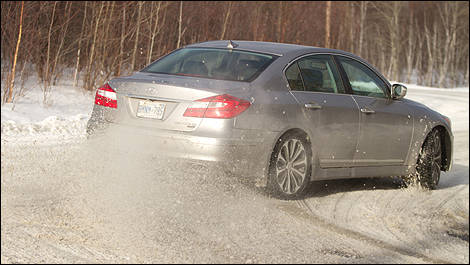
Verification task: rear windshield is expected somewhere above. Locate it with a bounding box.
[141,48,278,82]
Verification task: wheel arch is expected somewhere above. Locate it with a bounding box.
[434,125,452,171]
[266,127,314,177]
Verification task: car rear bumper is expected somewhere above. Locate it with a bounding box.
[87,120,275,184]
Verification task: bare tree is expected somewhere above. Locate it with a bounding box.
[437,2,459,87]
[358,1,368,57]
[414,18,424,84]
[425,19,438,86]
[220,1,232,40]
[1,1,468,93]
[177,1,183,48]
[42,1,57,104]
[276,1,283,42]
[405,3,414,83]
[73,2,87,88]
[6,0,23,104]
[131,1,143,71]
[325,1,331,48]
[348,2,355,53]
[84,2,104,90]
[51,1,72,85]
[117,3,126,76]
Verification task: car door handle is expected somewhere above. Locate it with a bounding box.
[304,102,322,109]
[360,106,375,114]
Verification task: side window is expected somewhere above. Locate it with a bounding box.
[337,57,388,98]
[297,55,345,93]
[285,63,304,91]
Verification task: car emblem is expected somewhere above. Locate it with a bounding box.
[147,87,157,94]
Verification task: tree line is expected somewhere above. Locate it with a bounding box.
[1,1,469,104]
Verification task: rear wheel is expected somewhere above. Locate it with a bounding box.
[267,133,312,199]
[408,129,442,189]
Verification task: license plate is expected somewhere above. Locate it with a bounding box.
[136,100,166,120]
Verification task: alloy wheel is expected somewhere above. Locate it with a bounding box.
[275,139,307,194]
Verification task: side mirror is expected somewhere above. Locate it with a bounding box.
[391,84,407,99]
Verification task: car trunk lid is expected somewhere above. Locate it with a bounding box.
[108,72,251,132]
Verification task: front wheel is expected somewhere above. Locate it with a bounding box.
[267,133,312,199]
[407,129,442,189]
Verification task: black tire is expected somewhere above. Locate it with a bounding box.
[267,132,312,199]
[408,129,442,189]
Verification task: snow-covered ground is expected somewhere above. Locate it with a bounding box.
[1,79,469,263]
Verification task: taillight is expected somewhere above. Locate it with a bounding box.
[183,94,251,119]
[94,83,117,108]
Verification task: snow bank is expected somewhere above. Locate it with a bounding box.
[1,77,94,144]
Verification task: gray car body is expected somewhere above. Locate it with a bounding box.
[87,40,453,186]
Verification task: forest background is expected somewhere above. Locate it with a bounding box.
[1,1,469,104]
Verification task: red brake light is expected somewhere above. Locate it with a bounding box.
[94,83,117,108]
[183,94,251,119]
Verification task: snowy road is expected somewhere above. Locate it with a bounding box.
[1,86,468,263]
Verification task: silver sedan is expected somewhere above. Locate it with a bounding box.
[87,40,453,199]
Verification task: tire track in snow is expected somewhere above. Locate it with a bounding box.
[432,185,468,215]
[284,199,454,264]
[379,191,404,244]
[332,192,346,223]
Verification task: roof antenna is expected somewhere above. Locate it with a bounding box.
[227,40,238,49]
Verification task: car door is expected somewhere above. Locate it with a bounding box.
[285,54,360,171]
[335,55,413,167]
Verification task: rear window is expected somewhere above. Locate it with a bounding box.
[142,48,278,82]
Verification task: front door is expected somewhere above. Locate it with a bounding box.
[335,56,413,167]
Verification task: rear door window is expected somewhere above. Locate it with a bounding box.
[285,55,345,93]
[285,63,304,91]
[142,48,278,82]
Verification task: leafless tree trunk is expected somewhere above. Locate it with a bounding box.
[51,1,72,85]
[131,1,143,71]
[147,1,162,64]
[389,2,401,81]
[358,1,368,57]
[336,22,343,49]
[425,19,438,86]
[252,4,261,41]
[85,2,104,90]
[437,2,458,87]
[6,0,23,103]
[348,2,355,53]
[101,1,115,72]
[12,59,28,110]
[177,1,183,48]
[276,1,282,42]
[117,4,126,76]
[146,2,155,64]
[155,6,168,57]
[414,19,424,84]
[43,1,57,104]
[405,6,414,83]
[325,1,331,48]
[73,2,87,88]
[220,2,232,40]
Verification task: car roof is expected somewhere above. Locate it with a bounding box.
[184,40,390,87]
[185,40,355,58]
